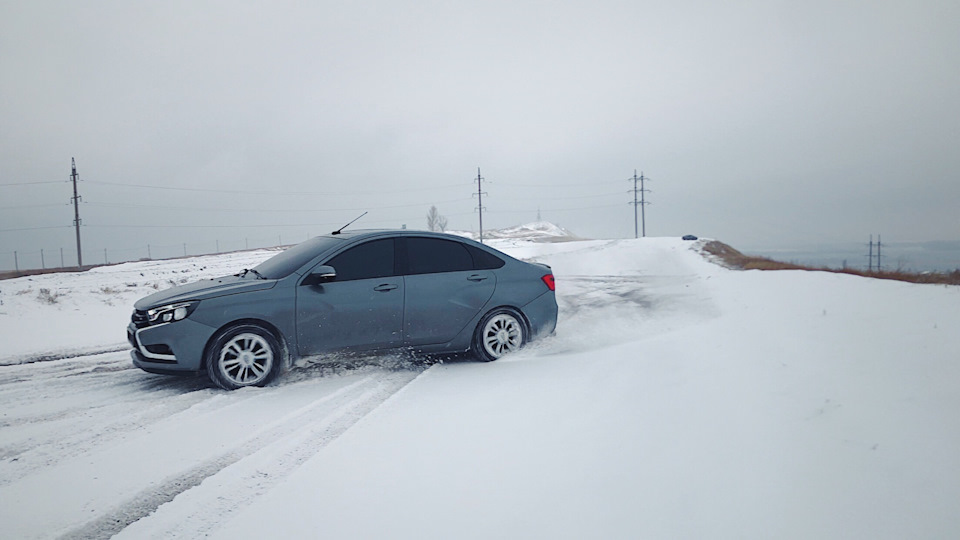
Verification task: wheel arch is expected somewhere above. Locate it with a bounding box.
[201,318,291,371]
[470,304,531,362]
[480,304,531,336]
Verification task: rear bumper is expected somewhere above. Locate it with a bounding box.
[522,291,558,340]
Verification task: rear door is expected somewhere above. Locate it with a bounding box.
[401,237,495,346]
[296,238,403,355]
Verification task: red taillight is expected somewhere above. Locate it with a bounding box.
[541,274,555,291]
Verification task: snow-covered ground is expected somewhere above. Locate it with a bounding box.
[0,249,281,363]
[1,230,959,539]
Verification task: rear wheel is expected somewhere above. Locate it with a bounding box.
[472,308,525,362]
[206,324,281,390]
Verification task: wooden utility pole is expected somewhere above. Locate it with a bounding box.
[629,170,650,238]
[473,168,486,243]
[877,234,882,271]
[71,158,83,269]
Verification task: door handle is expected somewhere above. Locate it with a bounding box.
[467,274,488,282]
[374,284,398,292]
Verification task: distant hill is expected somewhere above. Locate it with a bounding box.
[450,221,581,243]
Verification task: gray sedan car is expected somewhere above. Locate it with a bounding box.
[128,230,558,389]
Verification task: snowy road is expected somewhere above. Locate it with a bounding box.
[0,349,424,538]
[2,231,959,539]
[0,346,421,538]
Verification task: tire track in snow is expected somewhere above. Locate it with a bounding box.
[0,352,219,486]
[0,389,216,486]
[0,344,130,367]
[58,369,425,540]
[525,272,716,357]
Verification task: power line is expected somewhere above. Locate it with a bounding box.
[496,179,624,188]
[84,179,468,196]
[1,163,654,269]
[0,180,64,186]
[82,178,626,194]
[485,202,624,214]
[0,225,73,233]
[85,223,334,229]
[530,191,624,201]
[0,203,70,210]
[3,176,621,195]
[81,197,474,213]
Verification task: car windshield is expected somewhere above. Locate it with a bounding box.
[252,236,343,279]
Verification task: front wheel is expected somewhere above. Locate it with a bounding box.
[206,324,282,390]
[472,309,526,362]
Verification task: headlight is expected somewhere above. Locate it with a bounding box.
[147,302,198,324]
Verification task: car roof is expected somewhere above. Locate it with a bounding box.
[318,229,508,256]
[321,229,468,241]
[321,229,391,239]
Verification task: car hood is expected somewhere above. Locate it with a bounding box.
[134,275,277,310]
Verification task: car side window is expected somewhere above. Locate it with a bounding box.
[467,245,505,270]
[406,237,474,275]
[325,238,395,281]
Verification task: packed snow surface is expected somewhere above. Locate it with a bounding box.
[1,230,959,539]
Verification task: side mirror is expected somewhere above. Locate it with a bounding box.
[303,265,336,286]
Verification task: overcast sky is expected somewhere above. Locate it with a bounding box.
[2,0,958,269]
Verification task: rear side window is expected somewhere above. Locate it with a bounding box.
[406,237,473,275]
[467,245,505,270]
[325,238,395,281]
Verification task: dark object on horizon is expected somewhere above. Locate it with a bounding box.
[682,234,698,241]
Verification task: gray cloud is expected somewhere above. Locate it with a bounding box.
[2,0,958,269]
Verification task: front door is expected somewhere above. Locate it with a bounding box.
[296,238,402,355]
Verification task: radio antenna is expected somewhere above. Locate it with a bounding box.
[331,211,368,235]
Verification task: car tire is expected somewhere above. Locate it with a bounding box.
[472,308,526,362]
[206,324,282,390]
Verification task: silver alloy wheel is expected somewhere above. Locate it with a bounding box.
[217,332,274,386]
[482,313,523,359]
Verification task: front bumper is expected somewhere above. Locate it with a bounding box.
[127,318,217,373]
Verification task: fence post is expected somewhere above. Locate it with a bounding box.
[41,249,45,269]
[14,251,18,272]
